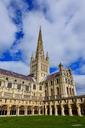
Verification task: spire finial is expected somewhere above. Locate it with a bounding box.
[58,62,63,72]
[58,62,63,67]
[46,52,49,60]
[38,26,42,41]
[31,52,34,61]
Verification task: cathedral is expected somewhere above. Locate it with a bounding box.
[0,28,85,116]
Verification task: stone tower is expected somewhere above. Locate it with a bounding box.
[58,63,76,98]
[30,27,49,83]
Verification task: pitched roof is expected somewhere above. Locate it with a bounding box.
[0,68,34,81]
[45,72,60,81]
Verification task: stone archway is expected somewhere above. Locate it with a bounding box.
[47,105,50,115]
[64,105,69,115]
[81,103,85,115]
[57,105,61,115]
[19,106,24,115]
[72,104,78,116]
[27,106,32,114]
[10,105,16,115]
[52,105,55,115]
[1,105,7,115]
[34,106,38,114]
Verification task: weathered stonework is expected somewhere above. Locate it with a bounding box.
[0,28,85,116]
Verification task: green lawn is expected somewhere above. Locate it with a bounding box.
[0,116,85,128]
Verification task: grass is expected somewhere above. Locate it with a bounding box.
[0,116,85,128]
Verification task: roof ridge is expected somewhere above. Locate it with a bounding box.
[0,68,33,81]
[0,68,27,77]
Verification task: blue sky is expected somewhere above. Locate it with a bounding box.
[0,0,85,95]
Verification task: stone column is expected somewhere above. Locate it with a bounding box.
[48,82,51,100]
[77,104,82,116]
[54,80,56,99]
[61,104,65,116]
[42,106,44,115]
[16,106,19,116]
[54,103,58,116]
[45,105,47,115]
[7,106,10,116]
[2,81,6,97]
[32,107,34,115]
[38,107,41,115]
[68,104,73,116]
[24,106,27,116]
[49,103,52,115]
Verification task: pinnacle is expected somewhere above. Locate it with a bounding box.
[36,26,44,58]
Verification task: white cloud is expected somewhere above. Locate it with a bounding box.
[1,0,85,67]
[3,0,28,19]
[16,0,85,95]
[0,1,17,54]
[79,65,85,74]
[74,74,85,95]
[14,0,85,67]
[0,61,29,75]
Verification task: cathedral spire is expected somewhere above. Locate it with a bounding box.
[30,26,49,82]
[36,26,44,58]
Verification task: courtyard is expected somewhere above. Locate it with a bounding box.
[0,116,85,128]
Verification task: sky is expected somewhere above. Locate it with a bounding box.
[0,0,85,95]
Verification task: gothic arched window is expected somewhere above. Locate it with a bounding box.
[51,88,54,96]
[25,86,29,92]
[17,84,21,90]
[7,82,12,88]
[57,87,59,95]
[33,84,36,90]
[39,86,42,90]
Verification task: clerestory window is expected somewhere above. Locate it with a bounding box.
[7,82,12,88]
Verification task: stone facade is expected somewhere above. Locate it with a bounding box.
[0,28,85,116]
